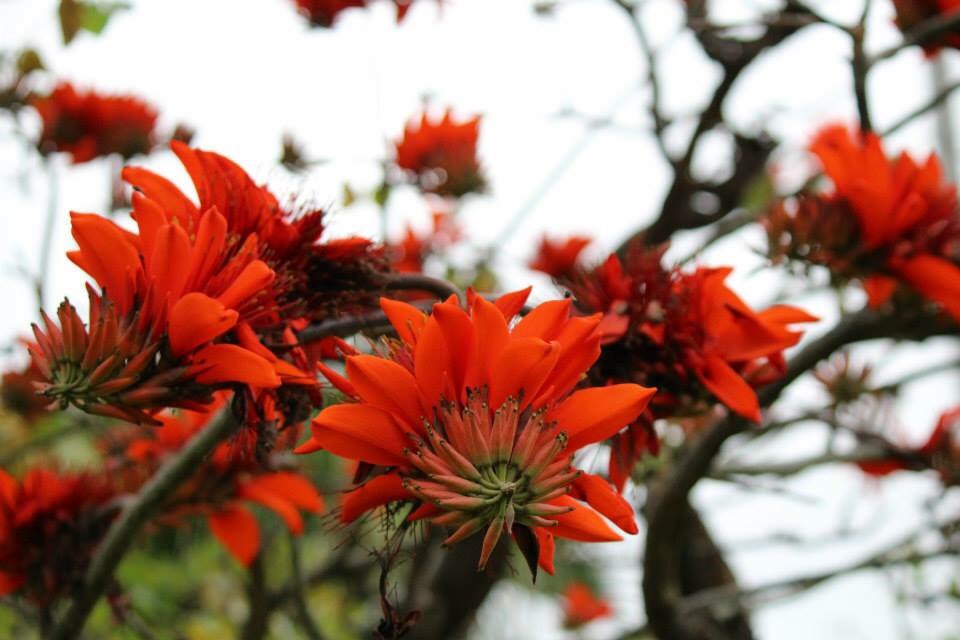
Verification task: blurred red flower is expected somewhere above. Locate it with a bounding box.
[31,82,157,163]
[1,360,49,422]
[0,467,116,604]
[529,235,591,279]
[297,290,654,575]
[768,125,960,322]
[293,0,433,27]
[395,109,485,198]
[562,581,613,629]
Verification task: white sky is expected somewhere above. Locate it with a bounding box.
[1,0,959,638]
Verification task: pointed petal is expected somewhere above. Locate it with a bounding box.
[307,404,410,466]
[340,474,412,523]
[550,496,622,542]
[571,473,638,535]
[191,344,281,388]
[550,384,655,452]
[345,355,425,430]
[380,297,426,345]
[696,355,760,422]
[168,292,238,357]
[208,505,260,566]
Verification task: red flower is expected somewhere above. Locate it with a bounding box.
[892,0,960,55]
[31,142,382,425]
[768,125,960,321]
[0,467,115,604]
[563,244,816,488]
[561,581,613,629]
[387,212,462,274]
[296,290,654,575]
[395,109,485,198]
[31,82,157,163]
[529,235,591,279]
[118,400,324,565]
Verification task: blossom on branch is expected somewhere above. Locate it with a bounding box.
[30,142,384,427]
[395,109,485,198]
[31,82,158,163]
[562,244,816,488]
[296,289,654,575]
[528,235,591,280]
[767,125,960,322]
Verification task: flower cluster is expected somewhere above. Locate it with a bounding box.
[767,125,960,322]
[394,109,485,198]
[296,290,654,574]
[31,82,158,163]
[561,243,815,488]
[0,467,116,605]
[30,142,384,430]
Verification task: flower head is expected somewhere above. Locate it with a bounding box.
[395,109,485,198]
[562,581,613,629]
[0,467,115,605]
[31,142,382,425]
[297,290,654,574]
[562,244,815,488]
[767,125,960,321]
[529,235,591,279]
[31,82,157,163]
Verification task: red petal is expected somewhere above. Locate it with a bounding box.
[380,297,426,345]
[488,338,559,411]
[208,505,260,566]
[550,496,622,542]
[571,473,638,534]
[191,344,281,388]
[306,404,410,466]
[341,474,412,523]
[168,293,238,357]
[696,355,760,422]
[550,384,656,452]
[345,355,425,430]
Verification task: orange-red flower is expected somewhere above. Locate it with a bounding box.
[563,244,816,488]
[857,407,960,483]
[31,82,157,163]
[561,581,613,629]
[768,125,960,321]
[892,0,960,54]
[0,467,115,604]
[115,399,324,565]
[296,290,654,575]
[395,110,485,198]
[31,142,383,425]
[529,235,591,279]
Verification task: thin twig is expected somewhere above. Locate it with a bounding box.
[882,80,960,137]
[851,1,873,132]
[377,272,462,303]
[46,407,240,640]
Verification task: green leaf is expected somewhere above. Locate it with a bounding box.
[59,0,130,44]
